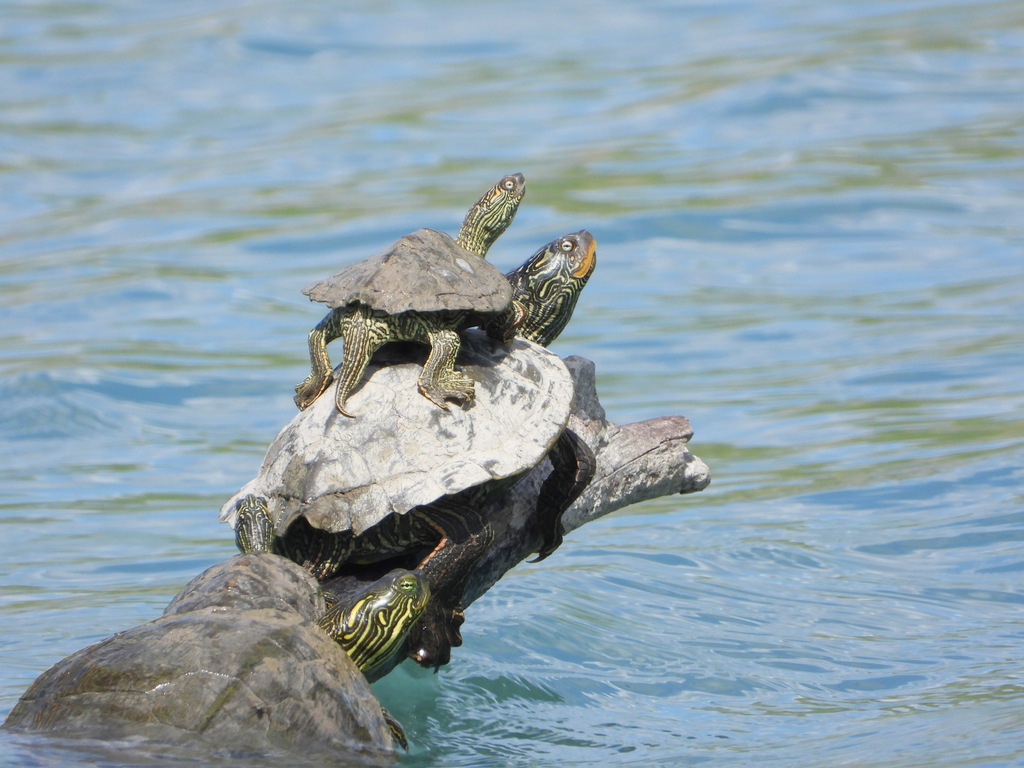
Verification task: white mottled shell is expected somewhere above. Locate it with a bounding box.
[220,332,572,535]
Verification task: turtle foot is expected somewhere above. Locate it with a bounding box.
[407,602,465,670]
[529,524,565,563]
[418,373,475,410]
[528,429,595,563]
[294,374,331,410]
[381,708,408,751]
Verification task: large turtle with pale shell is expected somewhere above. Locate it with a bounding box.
[223,330,591,668]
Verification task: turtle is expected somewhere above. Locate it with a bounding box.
[223,333,583,670]
[454,171,527,256]
[223,229,599,671]
[484,229,597,559]
[235,493,430,683]
[235,494,429,749]
[3,552,412,757]
[293,173,526,416]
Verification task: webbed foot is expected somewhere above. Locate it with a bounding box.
[419,328,475,410]
[294,374,331,410]
[418,371,475,410]
[407,601,465,670]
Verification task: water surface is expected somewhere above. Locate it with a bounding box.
[2,1,1023,766]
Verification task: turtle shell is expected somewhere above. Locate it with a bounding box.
[303,228,512,315]
[3,554,395,757]
[220,331,573,537]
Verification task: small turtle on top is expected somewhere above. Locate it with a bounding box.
[293,173,526,416]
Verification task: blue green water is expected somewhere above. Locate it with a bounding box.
[2,1,1023,766]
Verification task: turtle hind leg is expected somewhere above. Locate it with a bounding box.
[530,428,596,562]
[332,306,389,417]
[418,328,474,409]
[404,499,493,669]
[294,311,342,410]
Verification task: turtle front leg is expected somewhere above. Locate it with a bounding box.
[409,600,466,669]
[294,311,341,410]
[333,306,388,417]
[483,298,526,344]
[382,709,408,751]
[530,428,596,562]
[233,494,277,554]
[406,499,494,669]
[278,516,354,581]
[419,328,475,409]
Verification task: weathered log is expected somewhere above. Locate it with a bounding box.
[460,353,709,605]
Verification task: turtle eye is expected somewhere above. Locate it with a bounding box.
[397,575,418,593]
[502,178,516,191]
[560,238,575,252]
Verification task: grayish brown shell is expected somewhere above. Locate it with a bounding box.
[220,331,573,536]
[303,228,512,315]
[3,554,396,761]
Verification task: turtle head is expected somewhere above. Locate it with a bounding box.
[455,173,526,257]
[554,230,597,280]
[500,229,597,347]
[323,569,431,681]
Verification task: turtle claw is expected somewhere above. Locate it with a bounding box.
[529,524,564,563]
[417,386,452,411]
[294,377,330,411]
[418,375,475,411]
[408,602,465,670]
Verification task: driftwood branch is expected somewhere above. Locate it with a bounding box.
[461,354,709,606]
